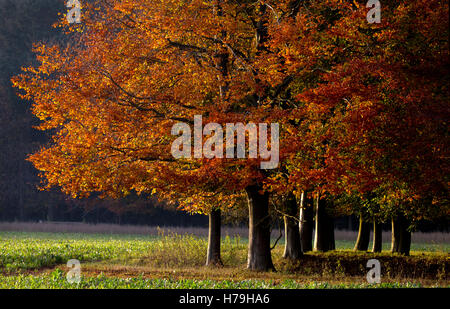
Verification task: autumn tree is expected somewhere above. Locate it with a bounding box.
[13,0,448,271]
[264,0,449,256]
[13,0,309,271]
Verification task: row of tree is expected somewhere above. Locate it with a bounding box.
[12,0,449,271]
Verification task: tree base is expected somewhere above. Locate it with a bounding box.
[246,185,276,272]
[391,214,411,256]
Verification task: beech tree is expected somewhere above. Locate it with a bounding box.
[13,0,306,271]
[12,0,448,269]
[260,0,449,255]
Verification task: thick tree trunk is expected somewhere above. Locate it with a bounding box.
[372,220,383,253]
[354,215,371,251]
[391,214,411,256]
[206,208,223,266]
[245,185,275,271]
[299,192,314,252]
[313,196,335,252]
[283,193,302,260]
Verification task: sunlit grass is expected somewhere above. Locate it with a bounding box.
[0,231,447,272]
[0,270,427,289]
[0,231,447,289]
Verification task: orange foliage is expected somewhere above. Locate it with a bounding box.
[12,0,449,218]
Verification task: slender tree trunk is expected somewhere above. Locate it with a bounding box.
[391,214,411,256]
[299,192,314,252]
[206,208,222,266]
[210,2,225,268]
[283,193,302,260]
[245,185,275,271]
[354,215,371,251]
[313,196,335,252]
[372,220,383,253]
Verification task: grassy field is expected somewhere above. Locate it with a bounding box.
[0,230,448,289]
[0,271,425,289]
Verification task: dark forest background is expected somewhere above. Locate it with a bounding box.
[0,0,446,232]
[0,0,211,226]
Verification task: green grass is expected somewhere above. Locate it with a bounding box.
[0,232,157,271]
[0,270,426,289]
[0,231,447,289]
[0,231,249,271]
[334,240,449,252]
[0,231,447,272]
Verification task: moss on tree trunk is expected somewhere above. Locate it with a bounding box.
[372,220,383,253]
[391,214,411,256]
[354,215,371,251]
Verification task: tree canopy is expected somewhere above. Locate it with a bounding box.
[11,0,450,265]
